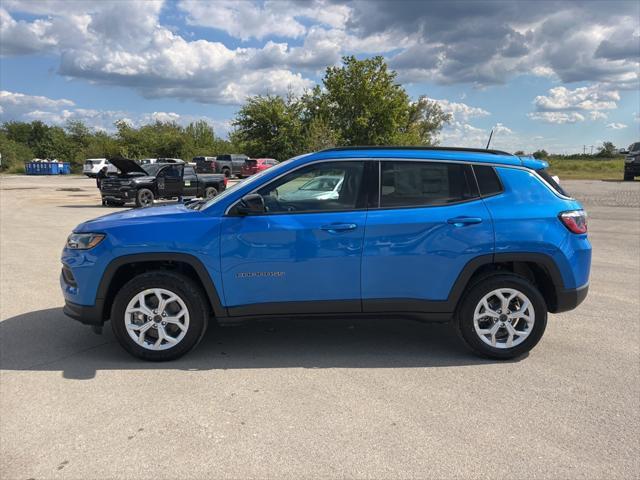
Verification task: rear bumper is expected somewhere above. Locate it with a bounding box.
[63,300,104,326]
[552,283,589,313]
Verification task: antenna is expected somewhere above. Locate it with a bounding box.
[485,129,494,149]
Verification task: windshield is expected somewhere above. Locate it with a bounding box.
[200,154,309,210]
[629,143,640,152]
[141,164,162,175]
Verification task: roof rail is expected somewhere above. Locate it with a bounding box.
[319,146,514,156]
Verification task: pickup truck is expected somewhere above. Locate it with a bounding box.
[194,154,248,178]
[100,157,227,207]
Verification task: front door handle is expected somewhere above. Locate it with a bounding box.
[447,217,483,227]
[321,223,358,233]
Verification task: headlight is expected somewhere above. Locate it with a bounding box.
[66,233,105,250]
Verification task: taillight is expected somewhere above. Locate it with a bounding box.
[559,210,587,234]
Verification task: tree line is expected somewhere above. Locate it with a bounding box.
[0,56,451,173]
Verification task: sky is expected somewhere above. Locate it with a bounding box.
[0,0,638,154]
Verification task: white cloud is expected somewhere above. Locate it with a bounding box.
[527,112,586,124]
[429,98,490,122]
[178,0,350,41]
[532,84,619,112]
[606,122,628,130]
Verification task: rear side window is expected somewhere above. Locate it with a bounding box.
[473,165,503,196]
[536,168,569,197]
[379,161,478,208]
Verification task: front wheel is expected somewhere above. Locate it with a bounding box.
[135,188,155,207]
[623,172,634,181]
[110,271,209,361]
[204,186,218,199]
[456,274,547,360]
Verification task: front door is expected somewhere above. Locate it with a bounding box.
[220,161,368,315]
[157,164,184,198]
[361,160,494,311]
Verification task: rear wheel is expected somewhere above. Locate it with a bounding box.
[456,274,547,360]
[204,186,218,199]
[111,271,209,361]
[222,168,231,178]
[135,188,154,207]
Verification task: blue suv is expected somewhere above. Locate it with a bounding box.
[61,147,591,361]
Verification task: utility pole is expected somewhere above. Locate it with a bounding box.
[589,145,594,155]
[583,145,586,155]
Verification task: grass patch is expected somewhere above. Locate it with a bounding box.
[546,158,624,180]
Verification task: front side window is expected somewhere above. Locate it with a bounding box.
[379,161,478,208]
[257,161,365,213]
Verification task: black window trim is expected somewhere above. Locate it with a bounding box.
[223,156,566,216]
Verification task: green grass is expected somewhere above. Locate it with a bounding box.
[546,158,625,180]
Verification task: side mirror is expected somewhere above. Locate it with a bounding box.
[236,193,265,215]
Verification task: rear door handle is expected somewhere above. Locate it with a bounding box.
[447,217,483,227]
[321,223,358,233]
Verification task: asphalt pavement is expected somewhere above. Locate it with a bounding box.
[1,175,638,479]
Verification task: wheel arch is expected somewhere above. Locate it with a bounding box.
[449,253,565,314]
[97,253,226,322]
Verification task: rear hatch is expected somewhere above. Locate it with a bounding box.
[243,159,258,173]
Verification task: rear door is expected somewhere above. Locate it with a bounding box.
[361,160,494,311]
[220,160,369,314]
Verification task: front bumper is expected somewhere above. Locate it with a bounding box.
[101,188,133,202]
[552,283,589,313]
[624,162,640,175]
[63,299,105,326]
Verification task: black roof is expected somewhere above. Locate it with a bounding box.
[320,146,513,156]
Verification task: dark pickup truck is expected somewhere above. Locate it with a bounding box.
[194,154,248,178]
[100,157,227,207]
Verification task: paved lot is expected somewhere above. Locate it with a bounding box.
[1,175,638,479]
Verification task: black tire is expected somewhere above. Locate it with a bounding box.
[623,172,634,181]
[456,274,547,360]
[204,186,218,199]
[111,271,209,361]
[104,200,125,207]
[222,168,231,178]
[135,188,154,208]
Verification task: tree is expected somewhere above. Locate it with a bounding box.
[514,150,525,156]
[400,96,451,145]
[308,56,415,145]
[596,141,616,158]
[232,94,305,160]
[532,149,549,159]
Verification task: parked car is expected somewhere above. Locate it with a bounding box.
[193,156,217,174]
[138,158,184,166]
[62,146,591,361]
[623,142,640,181]
[241,158,278,177]
[99,157,226,207]
[83,158,118,177]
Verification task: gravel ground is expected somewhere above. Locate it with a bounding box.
[1,175,638,480]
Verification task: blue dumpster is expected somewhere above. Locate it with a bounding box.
[25,161,64,175]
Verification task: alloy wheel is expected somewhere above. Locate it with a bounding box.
[473,288,535,349]
[124,288,190,350]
